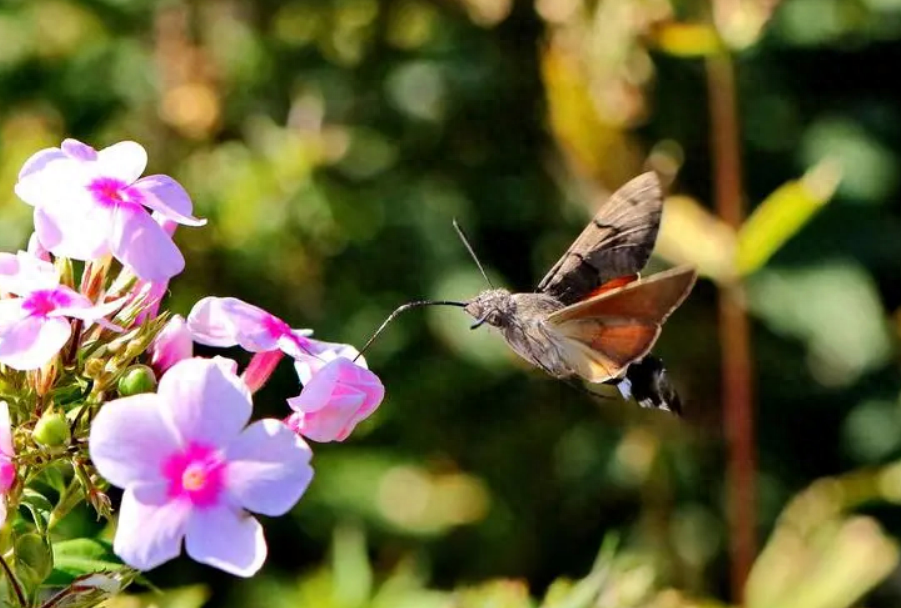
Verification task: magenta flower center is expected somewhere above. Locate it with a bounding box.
[22,289,68,317]
[88,177,143,210]
[162,442,226,508]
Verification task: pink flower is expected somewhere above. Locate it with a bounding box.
[0,401,15,525]
[286,357,384,442]
[14,139,206,282]
[149,315,193,375]
[187,296,363,382]
[0,252,123,370]
[88,357,313,576]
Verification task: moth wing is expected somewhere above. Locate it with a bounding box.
[537,172,664,305]
[545,266,697,383]
[549,322,661,383]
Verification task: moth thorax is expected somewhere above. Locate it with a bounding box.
[464,289,516,328]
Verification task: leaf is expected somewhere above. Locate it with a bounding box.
[736,159,841,275]
[651,22,725,57]
[20,488,54,533]
[45,539,126,586]
[39,571,139,608]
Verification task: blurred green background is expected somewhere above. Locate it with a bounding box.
[4,0,901,606]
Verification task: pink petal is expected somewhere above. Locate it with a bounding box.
[187,297,280,352]
[88,393,181,488]
[96,141,147,184]
[110,205,185,283]
[287,358,384,442]
[293,340,366,385]
[27,232,51,262]
[0,315,71,371]
[60,138,98,161]
[225,419,313,516]
[184,505,266,577]
[134,175,206,227]
[18,147,68,181]
[114,483,190,571]
[150,315,193,374]
[158,358,252,448]
[0,401,13,458]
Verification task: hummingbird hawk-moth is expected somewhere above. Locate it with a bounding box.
[361,172,697,414]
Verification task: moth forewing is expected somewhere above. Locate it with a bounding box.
[537,172,664,305]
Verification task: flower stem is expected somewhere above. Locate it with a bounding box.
[706,51,756,600]
[0,552,26,607]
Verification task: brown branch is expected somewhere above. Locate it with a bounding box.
[706,52,756,601]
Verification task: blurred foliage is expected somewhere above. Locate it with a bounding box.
[4,0,901,606]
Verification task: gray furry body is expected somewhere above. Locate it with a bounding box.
[464,289,574,379]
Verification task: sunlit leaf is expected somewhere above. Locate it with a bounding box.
[736,159,841,275]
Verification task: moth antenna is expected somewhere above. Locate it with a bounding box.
[355,300,467,361]
[453,219,494,288]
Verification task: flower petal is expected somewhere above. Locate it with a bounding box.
[18,147,70,181]
[134,175,206,227]
[158,358,251,447]
[187,297,279,351]
[114,484,190,571]
[110,205,185,282]
[0,315,71,370]
[89,393,181,488]
[60,138,98,162]
[96,141,147,184]
[185,505,266,577]
[225,419,313,516]
[15,157,90,210]
[0,401,13,458]
[36,193,113,261]
[150,315,193,374]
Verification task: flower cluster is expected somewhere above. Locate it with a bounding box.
[0,140,384,589]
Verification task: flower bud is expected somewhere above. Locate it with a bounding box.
[117,365,158,396]
[149,315,192,375]
[84,358,105,379]
[33,409,71,448]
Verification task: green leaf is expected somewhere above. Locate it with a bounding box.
[20,489,54,533]
[45,539,126,586]
[736,160,841,276]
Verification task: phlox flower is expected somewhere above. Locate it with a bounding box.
[0,401,15,526]
[187,296,362,378]
[88,357,313,576]
[15,139,206,282]
[286,357,384,442]
[0,251,123,370]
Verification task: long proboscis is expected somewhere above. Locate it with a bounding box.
[355,300,467,361]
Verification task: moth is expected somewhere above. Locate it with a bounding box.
[360,172,697,413]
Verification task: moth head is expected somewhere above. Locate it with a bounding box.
[464,289,515,329]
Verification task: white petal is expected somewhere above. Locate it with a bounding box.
[114,484,190,571]
[225,419,313,516]
[158,358,252,447]
[89,393,181,488]
[185,505,266,577]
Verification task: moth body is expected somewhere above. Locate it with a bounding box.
[465,290,574,378]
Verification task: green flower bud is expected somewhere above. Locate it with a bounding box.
[15,533,54,588]
[33,409,71,448]
[117,365,158,396]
